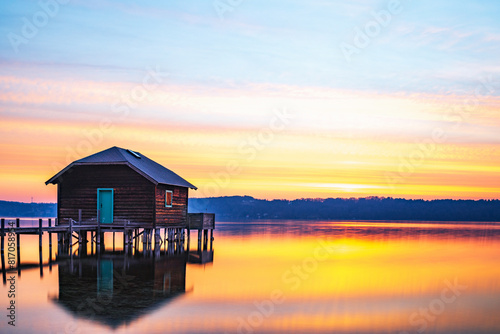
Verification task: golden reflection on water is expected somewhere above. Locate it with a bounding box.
[1,221,500,333]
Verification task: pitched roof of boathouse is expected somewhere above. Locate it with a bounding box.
[45,146,197,189]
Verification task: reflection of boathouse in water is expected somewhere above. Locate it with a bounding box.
[53,249,213,328]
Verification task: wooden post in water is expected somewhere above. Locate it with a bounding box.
[155,228,160,244]
[68,218,73,255]
[39,219,43,278]
[0,218,5,254]
[154,228,161,254]
[149,229,153,255]
[1,219,5,285]
[142,228,147,254]
[1,219,4,252]
[16,219,21,276]
[77,230,82,255]
[178,229,183,253]
[197,229,202,251]
[170,228,176,254]
[100,232,105,253]
[165,229,170,255]
[96,211,101,252]
[81,231,87,256]
[147,229,151,253]
[134,228,138,252]
[210,229,214,250]
[124,229,128,253]
[148,229,152,251]
[1,218,5,284]
[48,218,52,246]
[164,228,167,252]
[90,231,94,256]
[70,239,74,274]
[57,232,61,258]
[127,228,130,249]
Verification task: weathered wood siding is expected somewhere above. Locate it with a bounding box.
[188,213,215,230]
[155,184,188,227]
[58,165,155,225]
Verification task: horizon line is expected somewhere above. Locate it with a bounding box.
[2,195,499,205]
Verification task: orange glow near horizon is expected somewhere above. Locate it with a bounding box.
[1,75,499,202]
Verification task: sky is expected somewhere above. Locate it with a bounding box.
[0,0,499,202]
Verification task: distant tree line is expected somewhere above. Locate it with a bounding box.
[2,196,499,221]
[0,200,56,217]
[189,196,500,221]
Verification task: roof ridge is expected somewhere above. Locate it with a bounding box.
[115,146,129,160]
[46,146,197,189]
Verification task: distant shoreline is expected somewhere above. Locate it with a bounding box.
[189,196,500,222]
[2,196,500,222]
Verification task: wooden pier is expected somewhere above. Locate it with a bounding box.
[0,213,215,284]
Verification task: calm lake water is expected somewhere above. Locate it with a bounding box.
[1,220,500,333]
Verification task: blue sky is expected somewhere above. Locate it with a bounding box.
[2,0,500,92]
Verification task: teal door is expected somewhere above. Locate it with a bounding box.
[97,188,113,224]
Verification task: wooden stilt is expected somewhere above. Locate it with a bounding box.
[154,229,161,258]
[197,230,202,251]
[57,232,61,257]
[1,219,4,254]
[16,219,21,276]
[91,231,94,256]
[164,228,167,252]
[39,219,43,278]
[78,230,82,252]
[134,229,139,252]
[1,219,5,285]
[203,229,208,250]
[96,214,101,248]
[100,232,104,253]
[68,218,73,255]
[126,230,130,255]
[122,230,129,253]
[81,231,87,256]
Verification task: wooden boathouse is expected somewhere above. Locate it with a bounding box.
[42,146,214,251]
[46,146,199,227]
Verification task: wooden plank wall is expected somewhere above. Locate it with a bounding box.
[58,165,155,225]
[155,184,188,227]
[188,213,215,229]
